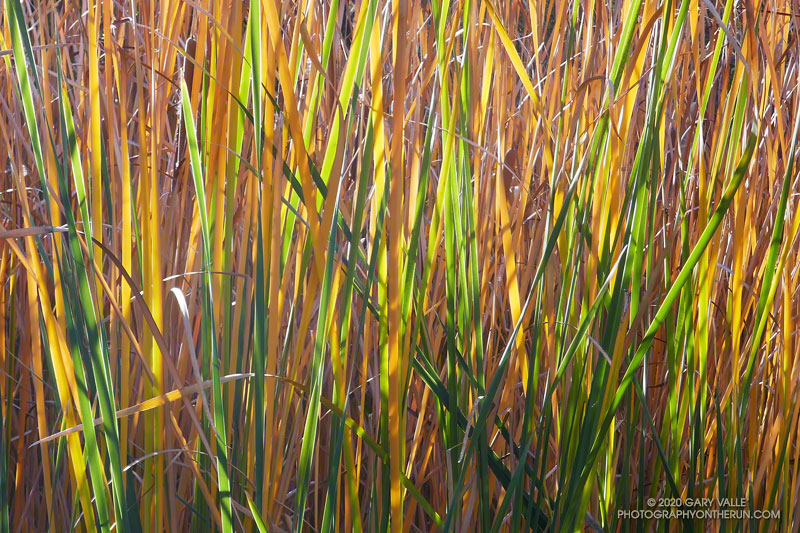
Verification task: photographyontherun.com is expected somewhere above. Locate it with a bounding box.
[618,498,780,521]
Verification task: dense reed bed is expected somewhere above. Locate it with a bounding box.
[1,0,799,530]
